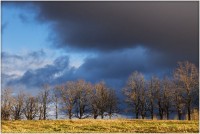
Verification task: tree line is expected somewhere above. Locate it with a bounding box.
[1,61,199,120]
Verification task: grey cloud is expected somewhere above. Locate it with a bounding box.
[2,50,52,89]
[2,50,47,72]
[2,52,23,60]
[4,46,192,90]
[2,49,45,61]
[32,2,198,62]
[7,55,74,88]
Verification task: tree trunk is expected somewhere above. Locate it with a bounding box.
[141,115,145,119]
[68,109,72,119]
[151,113,153,120]
[109,114,112,119]
[93,108,98,119]
[187,89,192,120]
[160,115,163,120]
[159,108,163,120]
[55,104,58,119]
[43,104,46,120]
[150,105,154,120]
[135,112,139,119]
[94,114,98,119]
[166,107,169,120]
[158,101,163,120]
[166,112,169,120]
[178,110,182,120]
[79,108,82,119]
[101,115,103,119]
[101,113,104,119]
[187,103,191,120]
[141,109,145,119]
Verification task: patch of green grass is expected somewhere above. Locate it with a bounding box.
[1,119,199,133]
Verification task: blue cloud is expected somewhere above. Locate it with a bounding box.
[4,46,172,91]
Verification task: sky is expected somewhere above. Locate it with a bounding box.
[2,1,199,94]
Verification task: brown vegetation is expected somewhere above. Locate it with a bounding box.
[1,119,199,133]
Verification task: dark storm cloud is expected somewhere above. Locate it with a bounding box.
[72,47,173,89]
[76,47,166,80]
[32,1,198,64]
[3,1,198,66]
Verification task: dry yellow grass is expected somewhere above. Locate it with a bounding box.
[1,119,199,133]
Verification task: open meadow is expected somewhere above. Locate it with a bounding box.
[1,119,199,133]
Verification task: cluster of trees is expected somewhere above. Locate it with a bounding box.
[123,61,199,120]
[1,81,118,120]
[54,80,118,119]
[1,61,199,120]
[1,84,52,120]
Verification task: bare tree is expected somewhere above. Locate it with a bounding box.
[94,81,109,119]
[11,90,25,120]
[1,88,13,120]
[52,87,60,119]
[147,76,160,119]
[38,101,44,120]
[155,83,165,120]
[172,80,185,120]
[23,95,38,120]
[38,84,51,120]
[139,85,147,119]
[107,89,118,119]
[174,61,198,120]
[74,80,92,119]
[89,86,99,119]
[57,82,77,119]
[161,77,173,120]
[123,71,145,119]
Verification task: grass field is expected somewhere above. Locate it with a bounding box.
[1,119,199,133]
